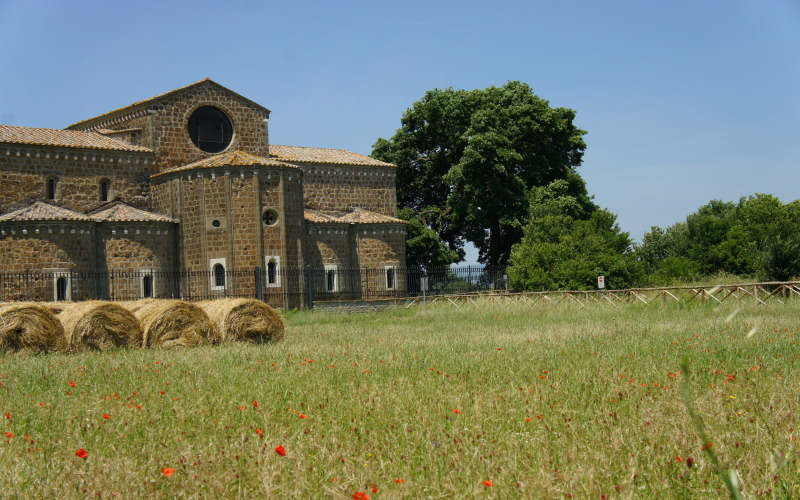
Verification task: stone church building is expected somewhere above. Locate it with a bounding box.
[0,79,406,308]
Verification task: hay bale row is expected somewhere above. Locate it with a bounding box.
[0,298,283,355]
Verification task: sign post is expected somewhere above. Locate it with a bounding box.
[597,275,605,289]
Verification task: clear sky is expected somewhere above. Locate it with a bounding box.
[1,0,798,263]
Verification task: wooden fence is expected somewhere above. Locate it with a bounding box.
[389,281,800,309]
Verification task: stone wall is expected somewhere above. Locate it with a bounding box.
[150,164,304,305]
[69,81,270,173]
[96,223,177,299]
[0,222,95,300]
[0,144,153,213]
[296,163,397,215]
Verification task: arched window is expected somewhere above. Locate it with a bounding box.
[56,277,68,301]
[142,275,153,298]
[99,179,110,202]
[47,178,57,200]
[213,263,226,288]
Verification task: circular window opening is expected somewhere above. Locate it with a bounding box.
[211,219,221,228]
[188,106,233,153]
[262,209,279,226]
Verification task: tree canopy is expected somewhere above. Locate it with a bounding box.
[636,194,800,282]
[372,82,587,268]
[507,180,640,291]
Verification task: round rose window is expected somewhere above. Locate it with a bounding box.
[188,106,233,153]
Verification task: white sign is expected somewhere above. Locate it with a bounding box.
[597,275,605,289]
[420,276,429,292]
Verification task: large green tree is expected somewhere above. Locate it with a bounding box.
[507,180,641,291]
[372,82,587,268]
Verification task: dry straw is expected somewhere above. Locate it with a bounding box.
[126,300,219,348]
[0,302,66,354]
[57,301,143,352]
[200,298,284,343]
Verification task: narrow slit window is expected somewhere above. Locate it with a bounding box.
[326,270,336,292]
[47,178,57,200]
[386,267,395,290]
[267,260,277,285]
[100,180,110,202]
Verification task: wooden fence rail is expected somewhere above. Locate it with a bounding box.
[378,281,800,309]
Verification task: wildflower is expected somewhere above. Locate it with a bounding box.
[275,445,286,456]
[162,467,175,477]
[299,414,307,419]
[75,449,88,459]
[675,456,682,462]
[371,484,378,493]
[453,409,460,414]
[255,428,263,435]
[70,380,76,388]
[5,432,12,439]
[103,413,110,420]
[352,492,370,500]
[4,412,9,420]
[253,400,258,408]
[483,480,493,487]
[686,457,694,468]
[526,417,532,422]
[394,478,405,484]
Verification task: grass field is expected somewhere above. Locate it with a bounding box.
[1,300,798,498]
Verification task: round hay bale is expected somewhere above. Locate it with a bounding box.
[0,302,66,354]
[200,299,284,343]
[132,300,219,348]
[58,301,143,352]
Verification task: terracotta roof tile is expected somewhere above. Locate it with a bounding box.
[0,124,152,152]
[304,208,406,225]
[89,201,178,223]
[152,150,298,178]
[0,201,93,222]
[270,144,394,167]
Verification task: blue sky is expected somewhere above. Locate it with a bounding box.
[1,1,799,262]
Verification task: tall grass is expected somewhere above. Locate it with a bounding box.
[0,300,798,498]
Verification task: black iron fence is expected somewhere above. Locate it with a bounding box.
[0,266,506,309]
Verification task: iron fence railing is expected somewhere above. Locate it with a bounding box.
[0,266,507,308]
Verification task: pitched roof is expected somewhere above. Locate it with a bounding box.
[304,208,406,225]
[0,124,152,152]
[66,78,271,130]
[151,150,298,178]
[88,201,178,223]
[0,201,93,222]
[270,144,395,167]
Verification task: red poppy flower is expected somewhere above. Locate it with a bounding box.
[162,467,175,477]
[352,492,370,500]
[75,449,88,459]
[453,409,460,414]
[5,432,12,438]
[394,478,405,484]
[253,400,258,408]
[103,413,110,419]
[4,412,9,420]
[69,380,76,388]
[299,414,307,419]
[275,445,286,456]
[255,428,263,435]
[483,480,493,487]
[371,484,378,493]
